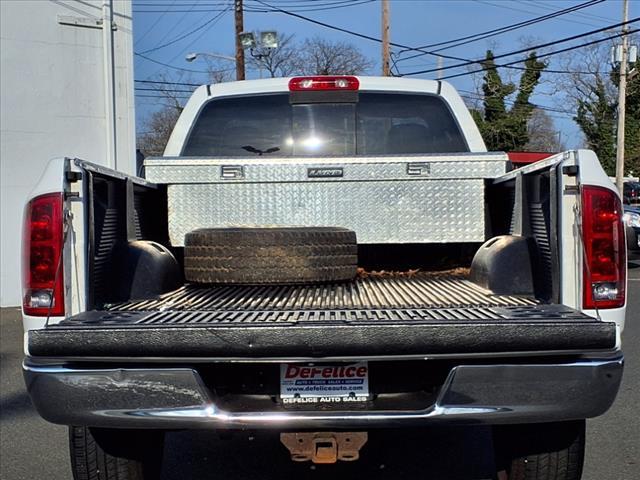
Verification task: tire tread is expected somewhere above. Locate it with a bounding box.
[183,227,358,284]
[498,421,585,480]
[69,427,160,480]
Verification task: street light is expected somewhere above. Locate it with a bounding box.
[239,31,279,78]
[185,52,235,63]
[260,31,278,49]
[239,31,279,58]
[239,32,257,49]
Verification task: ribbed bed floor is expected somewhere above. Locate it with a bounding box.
[53,273,597,329]
[106,274,538,313]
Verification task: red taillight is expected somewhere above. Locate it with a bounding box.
[22,193,65,316]
[288,76,359,91]
[581,186,626,309]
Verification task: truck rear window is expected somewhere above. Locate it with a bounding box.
[182,93,468,156]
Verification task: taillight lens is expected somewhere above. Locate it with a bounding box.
[288,76,359,91]
[582,185,626,309]
[22,193,65,316]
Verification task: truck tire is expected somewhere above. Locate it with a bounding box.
[69,427,164,480]
[184,227,358,284]
[493,421,585,480]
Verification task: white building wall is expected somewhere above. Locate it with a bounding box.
[1,0,135,306]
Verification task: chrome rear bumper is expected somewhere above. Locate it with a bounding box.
[23,356,623,429]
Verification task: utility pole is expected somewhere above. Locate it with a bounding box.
[615,0,629,193]
[381,0,390,76]
[437,56,443,80]
[234,0,245,81]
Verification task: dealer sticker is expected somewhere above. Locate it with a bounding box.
[280,362,369,404]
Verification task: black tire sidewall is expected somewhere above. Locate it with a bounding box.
[493,420,586,480]
[69,426,164,480]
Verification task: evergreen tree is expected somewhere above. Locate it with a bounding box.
[472,51,546,152]
[512,53,547,148]
[621,72,640,176]
[574,76,617,174]
[574,70,639,176]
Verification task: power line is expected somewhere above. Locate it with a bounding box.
[259,0,365,3]
[135,0,373,12]
[401,18,640,77]
[396,0,604,63]
[144,0,204,51]
[459,98,572,121]
[251,0,471,66]
[138,8,230,54]
[459,94,574,121]
[394,52,601,77]
[474,0,603,28]
[163,3,233,66]
[135,94,191,99]
[256,0,555,80]
[249,0,371,8]
[135,87,196,93]
[136,0,359,6]
[134,8,229,13]
[398,1,602,53]
[135,1,229,5]
[245,0,374,13]
[529,0,617,23]
[135,79,202,87]
[141,2,231,80]
[458,89,573,116]
[134,0,179,45]
[135,52,235,74]
[439,28,639,80]
[254,0,636,80]
[396,58,605,76]
[267,0,367,2]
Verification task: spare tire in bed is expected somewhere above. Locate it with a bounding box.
[184,227,358,284]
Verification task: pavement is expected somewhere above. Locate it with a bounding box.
[1,265,639,480]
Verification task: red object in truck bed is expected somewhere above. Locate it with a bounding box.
[508,152,554,165]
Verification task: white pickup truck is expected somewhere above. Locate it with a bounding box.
[22,76,626,480]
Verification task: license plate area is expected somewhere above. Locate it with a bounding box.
[280,362,370,405]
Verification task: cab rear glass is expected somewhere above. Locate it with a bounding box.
[182,92,469,156]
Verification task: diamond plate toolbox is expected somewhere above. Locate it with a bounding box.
[144,153,508,246]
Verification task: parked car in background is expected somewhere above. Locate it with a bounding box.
[623,181,640,205]
[624,204,640,260]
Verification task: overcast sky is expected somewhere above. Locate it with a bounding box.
[132,0,639,149]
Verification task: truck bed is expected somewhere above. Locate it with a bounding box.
[105,272,537,314]
[28,274,616,360]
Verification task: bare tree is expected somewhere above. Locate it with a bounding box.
[137,67,232,157]
[553,34,640,174]
[554,38,618,109]
[247,32,302,78]
[145,73,193,109]
[299,37,373,75]
[525,108,566,152]
[205,63,235,85]
[137,106,183,157]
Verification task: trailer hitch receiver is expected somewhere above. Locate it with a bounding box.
[280,432,368,464]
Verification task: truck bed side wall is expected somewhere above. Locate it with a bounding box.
[487,165,561,303]
[84,169,169,308]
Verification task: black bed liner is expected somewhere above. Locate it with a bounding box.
[30,275,616,358]
[103,274,538,312]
